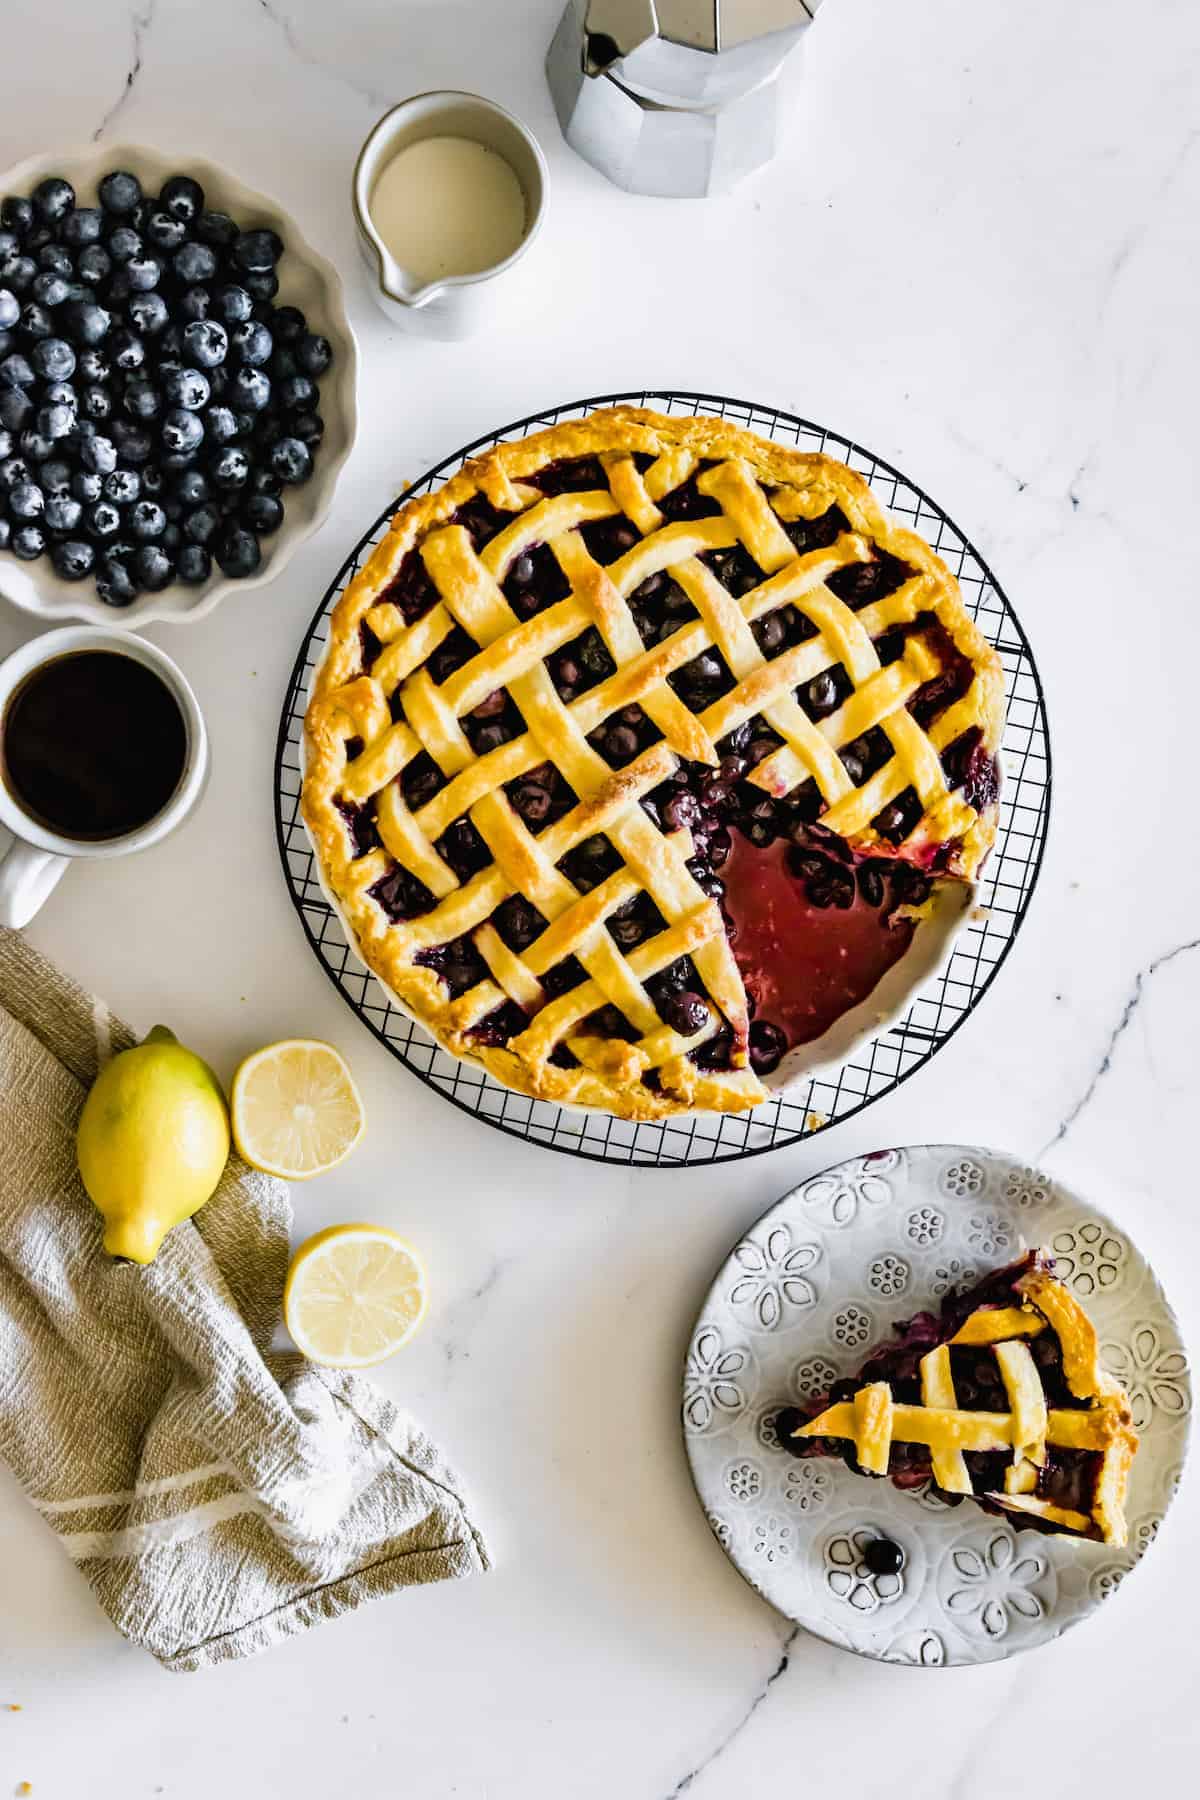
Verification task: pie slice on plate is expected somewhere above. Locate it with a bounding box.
[304,406,1005,1119]
[779,1251,1138,1544]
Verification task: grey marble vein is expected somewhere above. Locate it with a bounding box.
[93,0,156,142]
[1039,934,1200,1158]
[254,0,392,110]
[661,1625,799,1797]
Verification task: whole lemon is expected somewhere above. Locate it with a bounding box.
[76,1025,231,1264]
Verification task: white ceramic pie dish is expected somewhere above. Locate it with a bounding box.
[0,143,358,628]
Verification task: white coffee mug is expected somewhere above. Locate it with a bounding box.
[353,91,549,341]
[0,626,209,928]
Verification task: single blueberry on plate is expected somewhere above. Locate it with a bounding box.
[36,403,74,441]
[231,319,272,366]
[278,372,316,412]
[8,481,44,520]
[62,207,104,247]
[144,209,188,253]
[134,543,174,590]
[205,404,238,446]
[124,255,162,292]
[20,425,58,460]
[3,256,36,296]
[11,523,45,559]
[215,525,261,577]
[39,457,71,494]
[162,408,204,455]
[61,299,111,346]
[109,327,145,371]
[80,434,118,475]
[209,445,250,490]
[184,501,221,544]
[269,435,311,484]
[291,411,324,448]
[126,291,168,336]
[103,467,140,506]
[295,332,332,377]
[44,492,83,534]
[86,498,121,538]
[232,228,283,272]
[231,366,270,412]
[105,224,142,265]
[31,336,76,381]
[174,467,209,506]
[37,242,74,279]
[129,499,167,540]
[0,290,17,330]
[0,516,9,549]
[242,269,278,304]
[163,366,210,410]
[182,318,227,368]
[194,209,237,248]
[71,468,102,502]
[33,177,75,222]
[77,346,110,383]
[140,464,164,495]
[95,557,140,606]
[0,388,31,432]
[172,241,217,285]
[242,491,283,534]
[99,170,142,215]
[22,294,56,331]
[177,542,211,584]
[176,285,212,323]
[122,377,161,421]
[0,351,34,388]
[270,304,306,343]
[77,243,112,286]
[110,420,151,464]
[0,198,34,237]
[160,175,204,224]
[51,537,94,579]
[0,454,29,488]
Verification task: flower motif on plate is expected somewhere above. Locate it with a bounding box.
[931,1258,979,1298]
[825,1529,906,1613]
[1002,1165,1053,1210]
[938,1156,987,1199]
[869,1253,909,1298]
[725,1459,762,1503]
[800,1156,895,1227]
[944,1531,1047,1638]
[752,1515,793,1564]
[1050,1220,1126,1297]
[727,1226,820,1331]
[683,1325,748,1434]
[905,1205,944,1247]
[832,1305,873,1349]
[1100,1326,1190,1431]
[783,1460,832,1512]
[791,1356,841,1402]
[966,1210,1013,1257]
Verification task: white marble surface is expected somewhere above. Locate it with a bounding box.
[0,0,1197,1793]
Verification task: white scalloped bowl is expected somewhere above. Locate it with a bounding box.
[0,143,358,627]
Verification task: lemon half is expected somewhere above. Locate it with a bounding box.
[231,1039,364,1180]
[284,1224,428,1367]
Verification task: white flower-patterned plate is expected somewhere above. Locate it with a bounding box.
[682,1144,1191,1666]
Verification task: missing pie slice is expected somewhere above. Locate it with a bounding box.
[778,1251,1138,1545]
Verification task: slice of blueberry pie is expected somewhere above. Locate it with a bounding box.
[778,1251,1138,1544]
[303,407,1004,1118]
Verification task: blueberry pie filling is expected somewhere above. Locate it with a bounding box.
[305,408,1004,1119]
[778,1250,1138,1545]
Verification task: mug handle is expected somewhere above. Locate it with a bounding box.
[0,841,71,928]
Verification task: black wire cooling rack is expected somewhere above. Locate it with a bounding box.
[274,391,1051,1167]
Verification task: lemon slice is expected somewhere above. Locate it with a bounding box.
[284,1224,428,1367]
[231,1039,365,1180]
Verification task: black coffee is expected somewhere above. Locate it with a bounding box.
[2,650,188,841]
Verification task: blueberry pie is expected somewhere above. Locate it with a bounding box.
[779,1251,1138,1544]
[303,408,1004,1118]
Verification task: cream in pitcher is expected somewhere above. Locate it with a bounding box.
[368,135,528,285]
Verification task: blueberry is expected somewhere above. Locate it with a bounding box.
[128,498,166,541]
[163,366,210,411]
[103,468,141,507]
[0,388,31,432]
[251,464,281,496]
[162,408,205,456]
[3,256,36,296]
[275,372,314,413]
[0,198,34,238]
[294,412,328,451]
[173,467,209,506]
[160,174,204,224]
[106,223,142,264]
[182,318,227,368]
[99,170,142,215]
[0,289,17,331]
[230,366,270,412]
[27,270,66,312]
[0,351,34,388]
[80,389,109,432]
[209,445,250,490]
[0,516,9,549]
[31,336,76,382]
[161,521,182,553]
[232,227,282,273]
[33,177,75,222]
[184,501,221,544]
[242,270,279,305]
[176,285,211,323]
[214,284,253,325]
[125,256,162,292]
[226,317,270,368]
[0,454,30,488]
[176,542,211,584]
[77,347,111,383]
[36,403,74,440]
[124,378,162,424]
[0,427,10,458]
[77,243,112,287]
[126,291,168,336]
[233,409,258,441]
[140,464,164,496]
[270,304,306,344]
[87,498,123,539]
[61,299,111,347]
[194,209,237,248]
[20,426,57,460]
[8,481,44,520]
[109,328,145,371]
[173,241,217,286]
[49,537,94,580]
[21,299,54,335]
[194,412,232,458]
[11,523,45,559]
[135,543,174,589]
[0,328,11,361]
[242,491,283,534]
[658,989,711,1036]
[43,489,83,535]
[143,209,188,253]
[38,457,71,493]
[270,346,298,381]
[269,435,311,484]
[157,323,185,364]
[295,332,332,378]
[80,433,118,475]
[68,468,100,504]
[0,229,20,262]
[215,525,261,578]
[96,557,140,605]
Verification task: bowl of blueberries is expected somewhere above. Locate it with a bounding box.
[0,143,357,625]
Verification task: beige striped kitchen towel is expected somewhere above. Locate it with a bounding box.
[0,929,490,1672]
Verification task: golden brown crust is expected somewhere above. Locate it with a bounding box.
[303,407,1005,1120]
